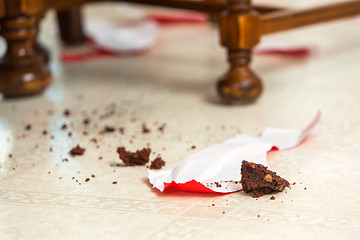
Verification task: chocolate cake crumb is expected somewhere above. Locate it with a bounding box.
[64,109,71,117]
[214,182,222,188]
[98,157,103,160]
[241,161,290,198]
[42,130,48,135]
[101,126,115,133]
[85,178,90,182]
[8,154,12,158]
[270,196,276,200]
[90,138,97,143]
[70,145,85,156]
[304,188,307,190]
[257,215,260,218]
[149,157,166,170]
[49,147,53,152]
[222,211,225,214]
[119,127,125,134]
[212,203,215,206]
[116,146,151,166]
[62,158,69,162]
[142,123,150,134]
[25,124,32,131]
[191,145,196,150]
[83,118,90,125]
[61,124,67,130]
[91,174,95,178]
[83,131,88,135]
[112,181,117,184]
[158,124,166,133]
[68,132,72,138]
[48,171,51,174]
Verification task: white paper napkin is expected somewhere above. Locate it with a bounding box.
[148,111,321,193]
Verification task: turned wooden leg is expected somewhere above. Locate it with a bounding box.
[57,7,86,46]
[217,0,262,103]
[0,15,51,98]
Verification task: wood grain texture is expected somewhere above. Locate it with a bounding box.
[56,7,86,46]
[0,15,51,98]
[217,0,262,103]
[1,0,360,100]
[261,1,360,34]
[0,0,5,18]
[39,0,280,14]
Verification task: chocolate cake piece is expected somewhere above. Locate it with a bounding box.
[117,147,151,166]
[149,157,166,170]
[100,126,115,134]
[241,160,290,198]
[142,123,150,134]
[70,145,85,156]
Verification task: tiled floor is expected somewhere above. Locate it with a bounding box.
[1,2,360,239]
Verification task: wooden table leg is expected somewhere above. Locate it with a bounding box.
[57,7,86,46]
[0,15,51,98]
[217,0,262,103]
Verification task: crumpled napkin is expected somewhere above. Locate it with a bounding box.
[148,111,321,193]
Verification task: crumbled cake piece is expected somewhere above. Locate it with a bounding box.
[142,123,150,134]
[158,123,166,133]
[116,147,151,166]
[70,145,85,156]
[100,126,115,133]
[64,109,71,117]
[241,160,290,198]
[149,157,166,170]
[61,124,68,130]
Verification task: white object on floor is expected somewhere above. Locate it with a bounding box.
[85,18,158,53]
[148,111,321,193]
